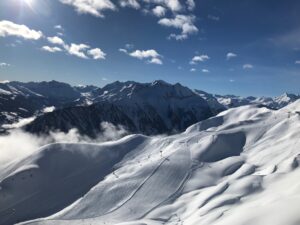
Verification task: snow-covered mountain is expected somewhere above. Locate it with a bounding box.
[1,80,299,136]
[25,80,213,136]
[214,93,300,109]
[0,81,84,129]
[1,100,300,225]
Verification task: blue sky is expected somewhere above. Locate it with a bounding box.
[0,0,300,96]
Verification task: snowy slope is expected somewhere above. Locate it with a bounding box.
[1,100,300,225]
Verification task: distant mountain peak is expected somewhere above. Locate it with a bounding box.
[151,80,171,86]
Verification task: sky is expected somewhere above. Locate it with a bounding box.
[0,0,300,96]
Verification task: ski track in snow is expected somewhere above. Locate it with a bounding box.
[1,101,300,225]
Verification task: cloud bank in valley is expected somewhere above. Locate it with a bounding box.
[0,122,128,168]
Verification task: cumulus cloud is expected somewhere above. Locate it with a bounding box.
[88,48,106,60]
[42,39,106,60]
[66,43,90,59]
[152,6,166,17]
[59,0,116,17]
[186,0,195,11]
[119,0,140,9]
[129,49,160,59]
[57,0,197,42]
[243,64,254,69]
[0,122,128,167]
[164,0,182,12]
[190,54,210,64]
[148,57,163,65]
[128,49,163,64]
[120,49,163,64]
[202,69,210,73]
[158,15,198,40]
[226,52,237,60]
[0,62,10,67]
[47,36,65,46]
[295,60,300,64]
[0,20,43,40]
[41,46,63,53]
[190,68,196,72]
[142,0,182,12]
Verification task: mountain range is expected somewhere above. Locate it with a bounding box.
[1,80,299,136]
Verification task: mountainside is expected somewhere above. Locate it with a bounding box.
[0,81,83,128]
[1,80,299,136]
[26,81,213,136]
[1,100,300,225]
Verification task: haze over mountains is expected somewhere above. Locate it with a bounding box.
[1,80,299,136]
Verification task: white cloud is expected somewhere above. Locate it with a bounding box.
[243,64,254,69]
[122,49,163,65]
[0,20,43,40]
[158,15,198,40]
[60,0,116,17]
[202,69,210,73]
[42,39,106,60]
[186,0,195,11]
[43,106,56,113]
[54,25,64,30]
[148,57,163,65]
[164,0,182,12]
[190,55,210,64]
[66,43,90,59]
[226,52,237,60]
[118,44,134,54]
[2,117,36,129]
[129,49,160,59]
[88,48,106,60]
[0,122,127,167]
[47,36,65,46]
[119,48,128,53]
[143,0,182,12]
[119,0,140,9]
[190,68,196,72]
[0,62,10,67]
[41,46,63,53]
[295,60,300,64]
[152,6,166,17]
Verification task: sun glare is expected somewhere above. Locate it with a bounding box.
[22,0,35,9]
